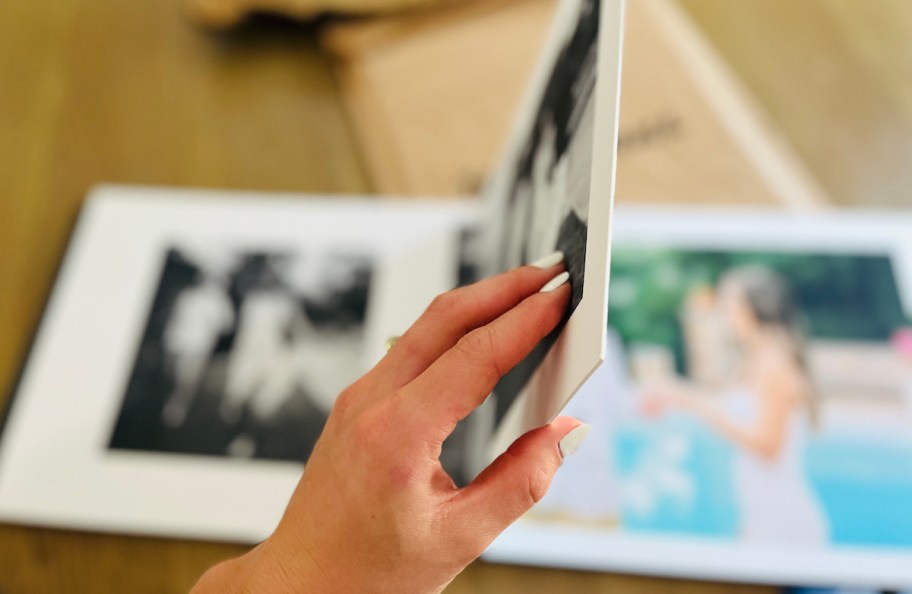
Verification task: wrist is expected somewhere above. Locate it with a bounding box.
[249,533,334,593]
[191,553,257,594]
[192,536,328,594]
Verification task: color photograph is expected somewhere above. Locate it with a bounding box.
[535,247,912,548]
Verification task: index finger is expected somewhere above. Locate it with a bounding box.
[402,271,571,437]
[368,252,566,392]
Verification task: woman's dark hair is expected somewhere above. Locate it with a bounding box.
[730,266,801,328]
[721,265,820,426]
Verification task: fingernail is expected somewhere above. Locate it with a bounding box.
[540,271,570,293]
[559,424,592,458]
[530,251,564,269]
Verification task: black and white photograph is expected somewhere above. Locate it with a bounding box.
[491,0,601,426]
[109,245,373,463]
[498,0,599,315]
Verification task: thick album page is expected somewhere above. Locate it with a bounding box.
[481,0,624,456]
[0,185,474,541]
[486,207,912,588]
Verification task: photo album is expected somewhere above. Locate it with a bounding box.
[2,0,912,589]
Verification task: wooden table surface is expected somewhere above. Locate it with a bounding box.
[2,0,907,591]
[680,0,912,208]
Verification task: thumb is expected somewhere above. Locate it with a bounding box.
[451,417,591,546]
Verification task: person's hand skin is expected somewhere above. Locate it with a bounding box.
[192,256,587,593]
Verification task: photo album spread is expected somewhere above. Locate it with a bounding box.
[2,0,912,589]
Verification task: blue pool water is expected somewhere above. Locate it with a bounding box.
[613,417,912,547]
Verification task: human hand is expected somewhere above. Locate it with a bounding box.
[192,254,591,593]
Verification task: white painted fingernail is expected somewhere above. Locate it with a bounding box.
[559,424,592,458]
[539,271,570,293]
[530,251,564,269]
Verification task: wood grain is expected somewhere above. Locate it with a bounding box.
[0,523,775,593]
[679,0,912,207]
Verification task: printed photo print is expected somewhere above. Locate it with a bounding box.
[109,246,373,463]
[535,248,912,548]
[490,0,600,425]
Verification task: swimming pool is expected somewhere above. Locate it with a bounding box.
[614,416,912,547]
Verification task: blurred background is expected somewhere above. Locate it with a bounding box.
[1,0,910,591]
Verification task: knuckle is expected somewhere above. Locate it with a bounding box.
[526,466,552,506]
[428,291,461,316]
[456,327,503,379]
[332,386,358,417]
[394,335,424,364]
[505,266,534,290]
[521,296,562,340]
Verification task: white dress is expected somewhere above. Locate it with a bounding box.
[223,290,298,416]
[163,282,234,357]
[726,388,829,545]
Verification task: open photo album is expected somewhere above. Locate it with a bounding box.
[0,0,624,546]
[487,208,912,588]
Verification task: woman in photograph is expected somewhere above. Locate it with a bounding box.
[644,266,829,545]
[160,261,235,429]
[220,256,301,426]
